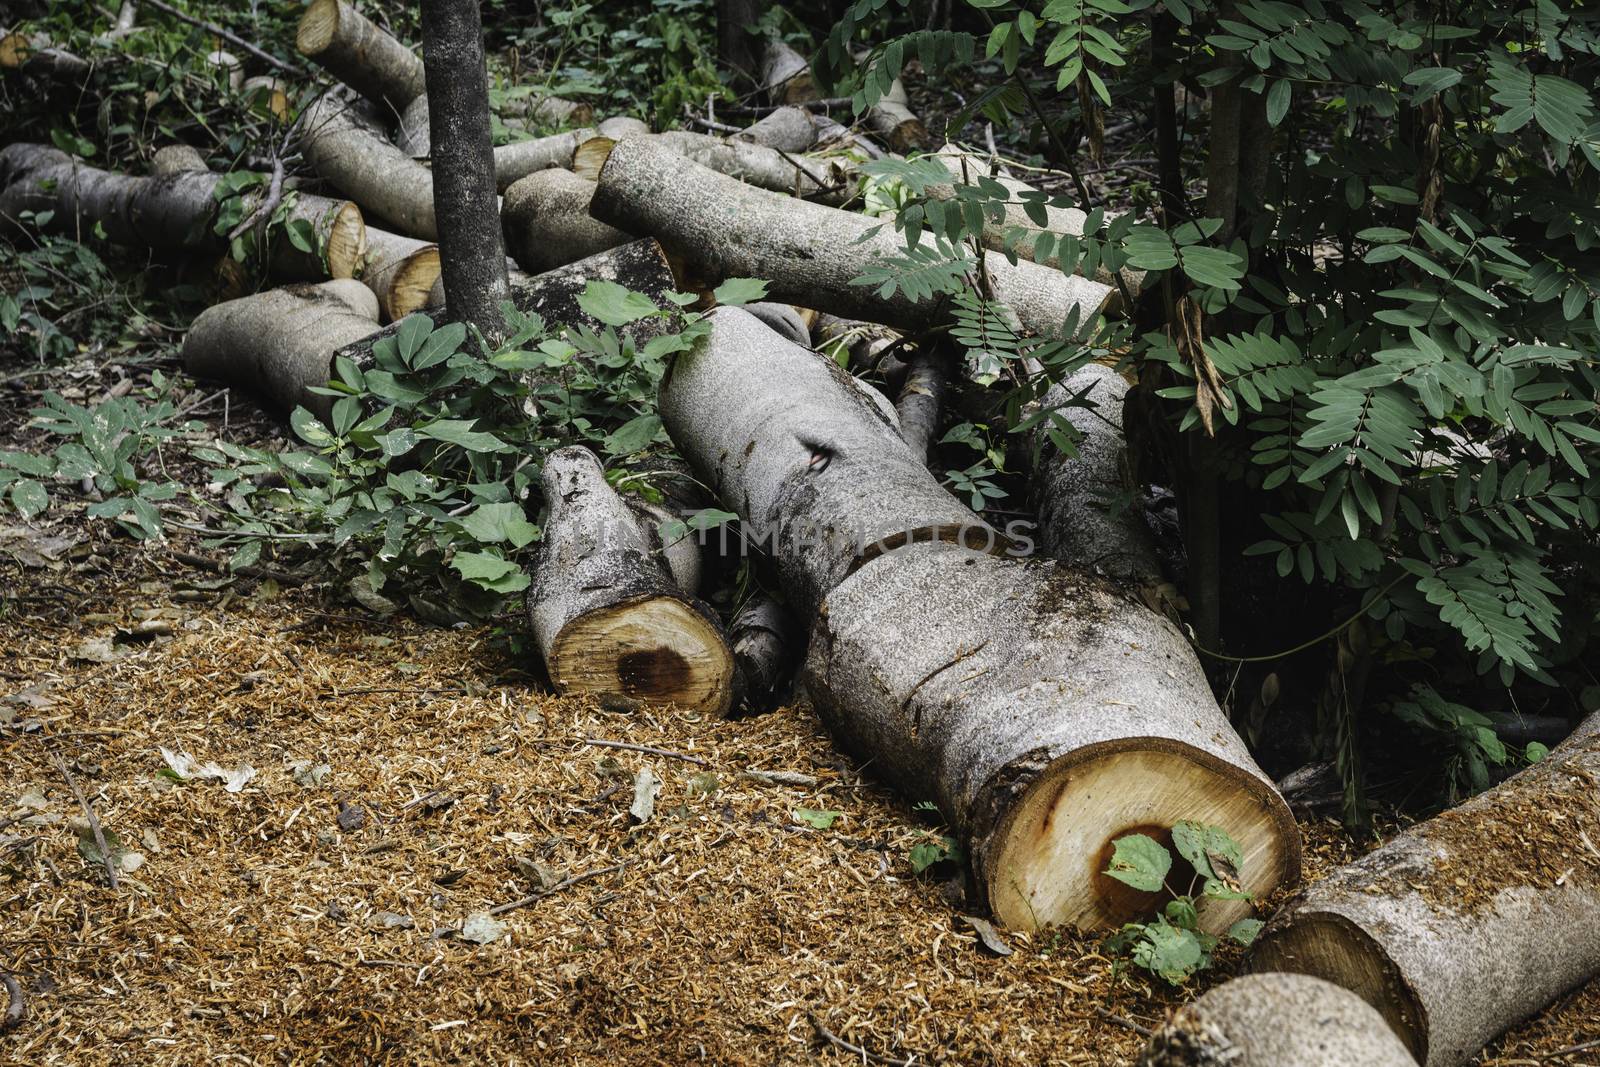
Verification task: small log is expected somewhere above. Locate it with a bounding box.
[1138,973,1415,1067]
[729,593,798,713]
[1251,713,1600,1067]
[204,48,241,90]
[661,308,1300,932]
[500,89,594,128]
[895,351,947,464]
[241,76,290,121]
[300,94,436,239]
[1031,363,1163,586]
[592,137,1111,339]
[814,313,904,381]
[0,31,90,80]
[296,0,425,117]
[334,238,679,365]
[813,112,886,160]
[182,280,380,417]
[358,227,440,322]
[865,79,929,154]
[735,105,818,153]
[493,128,593,191]
[761,39,814,104]
[742,302,810,346]
[529,447,733,715]
[502,169,630,274]
[598,116,650,139]
[271,191,367,283]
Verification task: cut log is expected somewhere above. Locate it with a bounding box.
[598,116,650,140]
[492,128,591,191]
[335,238,679,365]
[813,112,886,160]
[296,0,425,117]
[865,79,929,154]
[182,279,380,418]
[358,227,441,322]
[729,593,798,713]
[0,144,214,243]
[592,138,1112,339]
[1031,363,1163,586]
[660,307,1300,931]
[500,89,594,128]
[502,169,630,274]
[761,39,814,104]
[529,446,733,715]
[1251,713,1600,1067]
[626,498,702,597]
[742,302,810,347]
[149,144,207,176]
[0,31,90,80]
[735,106,818,153]
[1138,973,1416,1067]
[395,93,431,157]
[576,130,850,202]
[241,76,289,121]
[273,191,367,283]
[204,48,241,89]
[894,351,947,464]
[300,94,436,239]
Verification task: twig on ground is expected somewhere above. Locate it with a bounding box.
[140,0,305,75]
[582,739,708,766]
[0,972,24,1034]
[485,862,629,917]
[1094,1006,1153,1037]
[169,549,307,586]
[54,754,117,891]
[690,115,742,135]
[807,1012,921,1066]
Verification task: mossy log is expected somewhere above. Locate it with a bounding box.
[182,280,380,418]
[529,446,733,715]
[300,94,437,239]
[295,0,426,117]
[659,308,1301,932]
[592,137,1111,339]
[501,168,630,274]
[1251,713,1600,1067]
[1138,973,1416,1067]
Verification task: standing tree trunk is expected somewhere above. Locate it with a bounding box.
[1251,713,1600,1067]
[419,0,509,342]
[717,0,764,84]
[660,309,1301,932]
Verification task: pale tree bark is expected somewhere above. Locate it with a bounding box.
[1138,973,1415,1067]
[501,169,630,274]
[735,106,817,152]
[729,593,797,713]
[530,447,734,715]
[420,0,509,342]
[296,0,426,118]
[575,131,852,202]
[493,127,595,191]
[1252,714,1600,1067]
[299,94,437,239]
[356,227,440,322]
[591,137,1111,339]
[659,308,1300,933]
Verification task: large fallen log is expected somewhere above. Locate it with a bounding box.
[1031,363,1163,587]
[592,138,1111,339]
[300,94,436,239]
[529,446,733,715]
[502,169,630,274]
[660,308,1300,932]
[575,131,851,202]
[0,144,364,283]
[1251,713,1600,1067]
[358,227,441,322]
[182,280,380,419]
[1139,973,1416,1067]
[296,0,425,117]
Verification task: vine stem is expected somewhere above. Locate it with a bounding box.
[1191,574,1408,664]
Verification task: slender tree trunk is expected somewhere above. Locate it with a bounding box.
[717,0,764,85]
[1151,13,1184,223]
[420,0,509,343]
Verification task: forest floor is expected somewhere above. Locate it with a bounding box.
[2,356,1599,1066]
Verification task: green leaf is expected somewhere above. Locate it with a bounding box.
[1104,833,1171,892]
[1132,921,1205,984]
[602,413,662,457]
[418,419,508,453]
[1227,918,1264,946]
[578,280,660,326]
[10,479,48,518]
[1265,79,1291,127]
[450,550,529,593]
[290,406,336,447]
[458,502,539,548]
[792,807,842,829]
[711,277,769,306]
[395,314,433,363]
